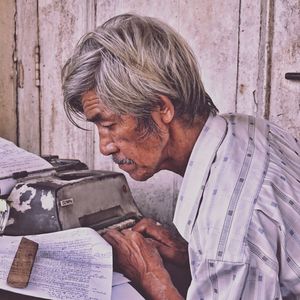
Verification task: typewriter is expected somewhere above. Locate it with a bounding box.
[4,156,142,236]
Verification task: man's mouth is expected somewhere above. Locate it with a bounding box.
[112,156,135,165]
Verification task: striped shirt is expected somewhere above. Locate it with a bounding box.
[173,113,300,299]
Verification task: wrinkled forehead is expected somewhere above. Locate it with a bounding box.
[82,90,98,103]
[81,90,116,121]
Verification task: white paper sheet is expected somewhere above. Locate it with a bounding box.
[0,228,113,300]
[0,137,54,196]
[0,177,17,196]
[112,273,145,299]
[112,283,145,300]
[112,272,130,286]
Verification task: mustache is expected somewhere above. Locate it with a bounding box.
[112,155,135,165]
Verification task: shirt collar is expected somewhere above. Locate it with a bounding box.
[173,114,227,241]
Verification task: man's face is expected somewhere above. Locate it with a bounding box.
[82,91,170,181]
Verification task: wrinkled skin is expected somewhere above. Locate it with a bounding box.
[103,218,189,299]
[132,218,189,267]
[103,228,163,282]
[82,91,172,181]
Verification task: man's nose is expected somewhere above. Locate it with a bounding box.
[99,136,118,156]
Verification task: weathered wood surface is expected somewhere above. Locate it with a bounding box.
[7,237,39,289]
[38,0,95,166]
[178,0,239,113]
[16,0,40,154]
[269,0,300,138]
[0,0,17,143]
[236,1,261,115]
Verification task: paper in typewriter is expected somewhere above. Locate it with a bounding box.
[0,137,53,195]
[0,227,113,300]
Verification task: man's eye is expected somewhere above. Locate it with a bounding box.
[101,123,114,128]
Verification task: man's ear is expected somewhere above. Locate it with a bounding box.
[157,95,175,124]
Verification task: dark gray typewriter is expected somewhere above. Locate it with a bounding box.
[4,158,142,236]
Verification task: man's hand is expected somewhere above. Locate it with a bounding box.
[103,229,183,300]
[132,218,189,267]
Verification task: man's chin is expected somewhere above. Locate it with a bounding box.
[128,172,152,181]
[127,169,154,182]
[116,163,155,181]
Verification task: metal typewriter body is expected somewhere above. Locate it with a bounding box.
[4,169,142,236]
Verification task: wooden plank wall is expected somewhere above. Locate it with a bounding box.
[38,0,95,168]
[16,0,40,154]
[0,0,17,144]
[0,0,299,225]
[269,0,300,136]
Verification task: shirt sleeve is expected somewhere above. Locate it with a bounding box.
[187,246,282,300]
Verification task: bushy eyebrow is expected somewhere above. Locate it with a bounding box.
[86,113,102,123]
[86,111,118,124]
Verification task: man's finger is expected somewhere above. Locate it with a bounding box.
[133,218,165,237]
[103,229,125,246]
[133,218,156,232]
[146,238,189,267]
[134,219,177,247]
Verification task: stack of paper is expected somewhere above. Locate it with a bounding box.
[0,137,53,197]
[0,227,144,300]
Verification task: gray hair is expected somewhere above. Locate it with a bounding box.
[62,13,218,132]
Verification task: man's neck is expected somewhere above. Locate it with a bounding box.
[165,114,208,177]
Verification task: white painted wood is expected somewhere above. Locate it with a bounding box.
[16,0,40,154]
[0,0,17,143]
[269,0,300,139]
[178,0,239,113]
[254,0,275,119]
[114,0,179,29]
[95,0,116,26]
[38,0,95,166]
[236,1,261,114]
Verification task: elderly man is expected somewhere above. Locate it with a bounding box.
[62,14,300,300]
